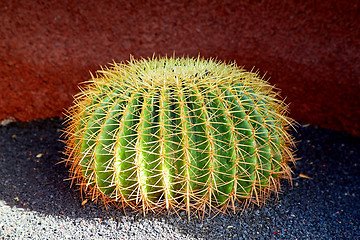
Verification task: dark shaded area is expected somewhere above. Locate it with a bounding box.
[0,118,359,239]
[1,1,359,136]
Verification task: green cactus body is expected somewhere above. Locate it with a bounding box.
[64,56,295,217]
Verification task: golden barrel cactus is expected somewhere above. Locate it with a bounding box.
[63,56,295,218]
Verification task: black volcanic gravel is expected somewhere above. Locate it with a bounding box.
[0,117,359,239]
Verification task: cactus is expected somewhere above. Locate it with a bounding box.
[63,56,295,217]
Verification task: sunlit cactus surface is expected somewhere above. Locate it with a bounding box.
[63,56,295,217]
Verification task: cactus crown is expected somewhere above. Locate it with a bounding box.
[64,56,295,218]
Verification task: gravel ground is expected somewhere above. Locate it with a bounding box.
[0,117,359,240]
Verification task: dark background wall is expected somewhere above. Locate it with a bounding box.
[1,0,359,135]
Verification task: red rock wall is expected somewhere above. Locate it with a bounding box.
[1,0,359,135]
